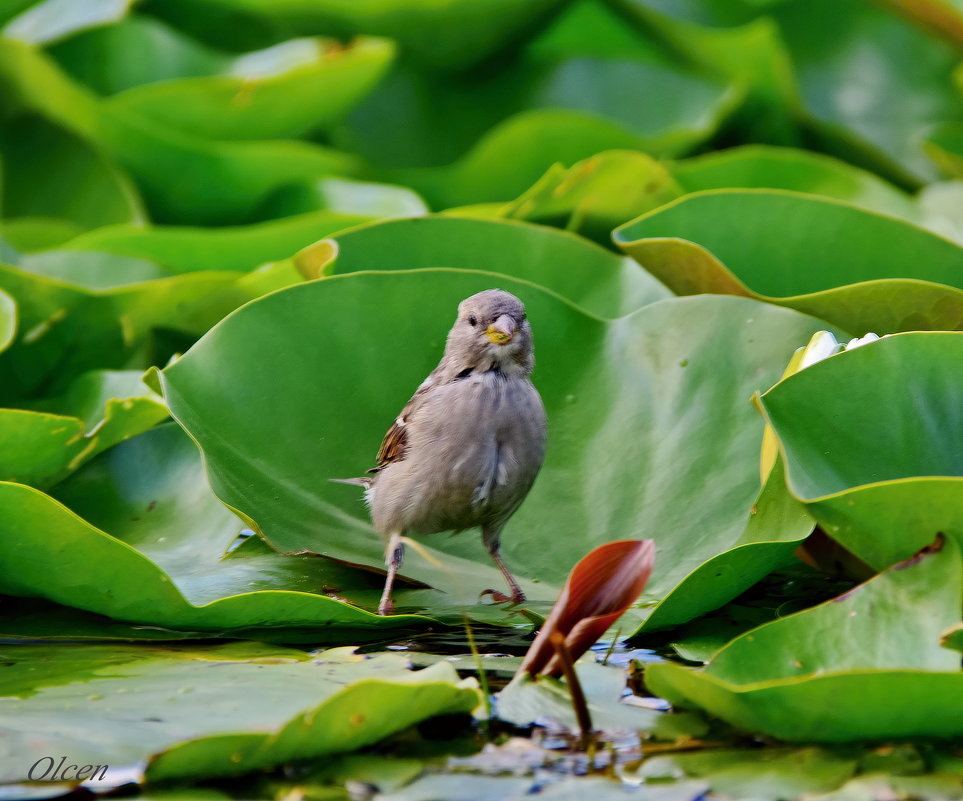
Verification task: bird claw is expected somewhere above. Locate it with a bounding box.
[378,598,395,616]
[480,588,526,606]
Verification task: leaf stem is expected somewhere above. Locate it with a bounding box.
[549,631,594,749]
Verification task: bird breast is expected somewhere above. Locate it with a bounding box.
[369,371,546,536]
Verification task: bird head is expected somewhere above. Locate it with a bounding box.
[445,289,534,376]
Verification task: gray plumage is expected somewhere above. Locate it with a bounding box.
[346,289,547,614]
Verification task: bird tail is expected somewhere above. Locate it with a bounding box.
[329,476,373,489]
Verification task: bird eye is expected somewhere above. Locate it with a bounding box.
[468,315,477,326]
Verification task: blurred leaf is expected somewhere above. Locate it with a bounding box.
[0,217,85,252]
[635,747,857,799]
[0,286,14,353]
[157,269,835,627]
[917,181,963,245]
[926,122,963,178]
[609,0,799,142]
[49,17,394,139]
[769,0,963,185]
[62,210,373,274]
[615,190,963,334]
[393,109,650,208]
[756,332,963,569]
[497,659,662,731]
[2,0,133,45]
[0,39,358,223]
[943,622,963,653]
[0,642,479,783]
[297,216,671,318]
[259,177,428,220]
[343,49,741,183]
[501,150,683,244]
[18,249,172,288]
[672,145,917,221]
[646,537,963,741]
[519,540,654,677]
[145,0,569,70]
[106,34,396,141]
[47,13,226,95]
[0,423,429,631]
[0,115,145,229]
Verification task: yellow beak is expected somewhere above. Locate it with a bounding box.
[486,315,516,345]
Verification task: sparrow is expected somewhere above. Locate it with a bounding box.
[340,289,547,615]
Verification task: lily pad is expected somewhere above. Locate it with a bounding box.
[755,332,963,569]
[62,210,373,274]
[2,0,133,45]
[295,216,671,318]
[157,269,834,628]
[0,39,358,224]
[0,421,433,632]
[615,190,963,334]
[636,747,858,799]
[0,369,168,488]
[146,0,569,70]
[646,536,963,741]
[0,642,479,783]
[500,150,683,244]
[671,145,917,221]
[392,109,650,209]
[769,0,963,185]
[0,287,14,353]
[0,114,144,229]
[106,33,396,141]
[0,259,245,400]
[48,16,395,140]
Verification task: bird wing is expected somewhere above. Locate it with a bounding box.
[372,375,437,471]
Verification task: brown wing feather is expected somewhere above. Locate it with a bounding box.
[370,376,437,472]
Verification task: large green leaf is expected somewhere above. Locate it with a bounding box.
[0,642,479,783]
[646,537,963,741]
[297,216,671,318]
[615,190,963,334]
[756,332,963,569]
[0,423,427,632]
[158,269,833,628]
[62,211,372,274]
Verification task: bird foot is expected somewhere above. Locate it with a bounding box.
[480,588,526,606]
[377,598,395,616]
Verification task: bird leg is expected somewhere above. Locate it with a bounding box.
[378,532,405,616]
[480,526,526,605]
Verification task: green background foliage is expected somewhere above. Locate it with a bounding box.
[1,0,962,797]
